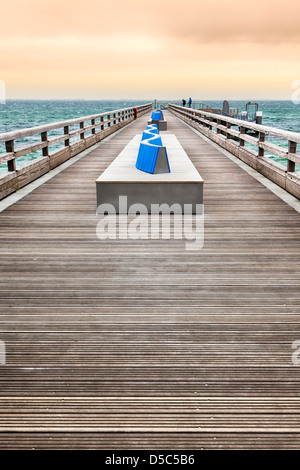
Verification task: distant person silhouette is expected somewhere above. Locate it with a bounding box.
[188,97,192,108]
[182,99,186,107]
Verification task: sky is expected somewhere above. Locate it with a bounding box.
[1,0,300,100]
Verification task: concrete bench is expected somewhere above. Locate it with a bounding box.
[135,125,170,174]
[148,110,167,131]
[96,134,203,214]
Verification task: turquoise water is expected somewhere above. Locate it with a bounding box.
[0,99,300,173]
[0,100,150,173]
[204,100,300,171]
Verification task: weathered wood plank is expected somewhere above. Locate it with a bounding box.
[0,152,14,165]
[0,110,299,450]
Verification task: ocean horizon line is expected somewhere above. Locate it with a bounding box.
[3,98,294,102]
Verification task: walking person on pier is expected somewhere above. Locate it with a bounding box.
[182,99,186,107]
[188,97,192,107]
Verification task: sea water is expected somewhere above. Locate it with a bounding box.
[0,99,299,173]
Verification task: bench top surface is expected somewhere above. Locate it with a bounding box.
[96,134,203,183]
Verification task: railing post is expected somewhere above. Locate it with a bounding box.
[220,120,225,134]
[6,140,16,171]
[80,122,84,140]
[240,127,245,147]
[107,115,111,128]
[258,132,265,157]
[226,123,231,139]
[41,131,49,156]
[64,126,69,147]
[217,119,221,134]
[288,140,296,172]
[91,119,96,135]
[101,116,104,131]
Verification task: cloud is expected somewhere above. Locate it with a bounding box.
[1,0,299,98]
[1,0,299,44]
[165,0,300,44]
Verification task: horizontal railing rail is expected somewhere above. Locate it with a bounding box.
[0,103,152,200]
[169,103,300,199]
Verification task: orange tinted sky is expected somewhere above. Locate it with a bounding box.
[1,0,299,99]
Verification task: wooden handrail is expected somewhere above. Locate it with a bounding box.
[0,103,152,200]
[0,103,152,167]
[153,101,239,115]
[169,104,300,144]
[0,104,151,143]
[168,103,300,199]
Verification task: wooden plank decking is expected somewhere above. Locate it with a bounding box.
[0,110,299,449]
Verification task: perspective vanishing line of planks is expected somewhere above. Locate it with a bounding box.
[0,110,299,449]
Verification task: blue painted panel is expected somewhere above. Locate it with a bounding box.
[136,125,170,174]
[141,131,162,146]
[151,110,164,121]
[136,143,160,174]
[146,124,159,133]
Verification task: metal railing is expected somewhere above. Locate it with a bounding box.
[153,101,239,115]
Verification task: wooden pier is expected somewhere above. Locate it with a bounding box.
[0,109,299,449]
